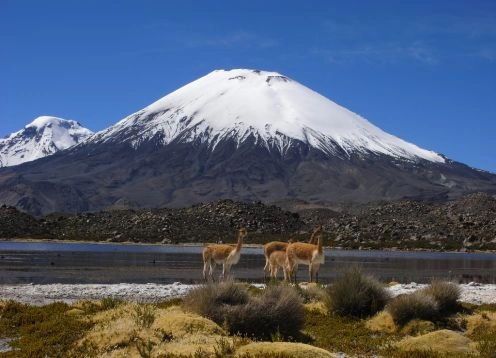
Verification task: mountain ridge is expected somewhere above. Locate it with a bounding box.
[0,69,495,215]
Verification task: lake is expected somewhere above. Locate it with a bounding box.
[0,241,495,284]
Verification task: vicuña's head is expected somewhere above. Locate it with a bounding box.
[238,227,248,237]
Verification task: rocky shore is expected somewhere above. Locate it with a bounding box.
[1,192,496,251]
[1,282,495,306]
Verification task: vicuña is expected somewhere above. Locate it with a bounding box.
[202,227,248,281]
[285,225,325,283]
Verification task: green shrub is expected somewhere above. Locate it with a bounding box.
[387,292,439,326]
[0,301,92,358]
[100,296,124,310]
[133,304,156,329]
[135,337,156,358]
[213,337,236,357]
[294,284,327,303]
[421,280,461,315]
[326,267,390,318]
[155,298,183,309]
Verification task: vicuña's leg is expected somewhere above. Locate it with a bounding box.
[209,262,216,281]
[283,265,288,282]
[222,264,231,281]
[203,259,210,281]
[310,263,320,283]
[271,264,279,279]
[263,257,269,279]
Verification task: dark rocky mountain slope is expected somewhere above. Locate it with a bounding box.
[1,193,495,251]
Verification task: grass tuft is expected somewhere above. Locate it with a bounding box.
[226,284,304,340]
[387,292,439,326]
[133,304,156,329]
[100,296,124,310]
[183,280,249,324]
[326,267,390,318]
[184,282,304,340]
[420,280,461,316]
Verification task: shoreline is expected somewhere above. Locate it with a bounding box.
[0,282,495,306]
[1,238,495,253]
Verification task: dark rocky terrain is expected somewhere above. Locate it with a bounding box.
[1,138,496,217]
[1,193,495,251]
[299,192,496,251]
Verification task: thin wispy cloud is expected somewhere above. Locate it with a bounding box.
[407,42,439,65]
[471,47,496,62]
[185,31,278,50]
[414,13,496,39]
[314,12,495,66]
[314,42,439,65]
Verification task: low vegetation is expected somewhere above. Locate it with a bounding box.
[325,267,390,318]
[387,291,440,326]
[184,281,304,340]
[183,279,250,324]
[1,279,495,357]
[421,280,462,315]
[0,300,93,358]
[387,280,463,326]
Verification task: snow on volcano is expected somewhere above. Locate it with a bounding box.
[0,116,93,167]
[91,69,444,163]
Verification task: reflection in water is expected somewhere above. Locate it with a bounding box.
[0,241,495,284]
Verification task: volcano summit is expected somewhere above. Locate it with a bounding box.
[0,69,494,215]
[91,69,443,163]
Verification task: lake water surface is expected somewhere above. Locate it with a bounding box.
[0,241,495,284]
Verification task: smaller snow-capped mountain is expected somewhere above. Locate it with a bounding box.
[0,116,93,167]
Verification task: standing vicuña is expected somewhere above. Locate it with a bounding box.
[285,225,324,283]
[263,240,290,279]
[202,227,248,281]
[268,250,288,280]
[263,229,318,278]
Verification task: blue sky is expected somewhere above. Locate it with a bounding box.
[1,0,495,172]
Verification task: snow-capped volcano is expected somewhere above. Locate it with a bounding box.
[1,69,495,216]
[0,116,93,167]
[92,69,443,163]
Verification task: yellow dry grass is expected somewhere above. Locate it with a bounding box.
[395,329,478,355]
[152,306,229,356]
[365,310,396,333]
[153,305,224,337]
[464,310,496,336]
[79,303,138,357]
[73,303,229,357]
[399,319,436,336]
[66,308,85,316]
[304,301,328,315]
[235,342,338,358]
